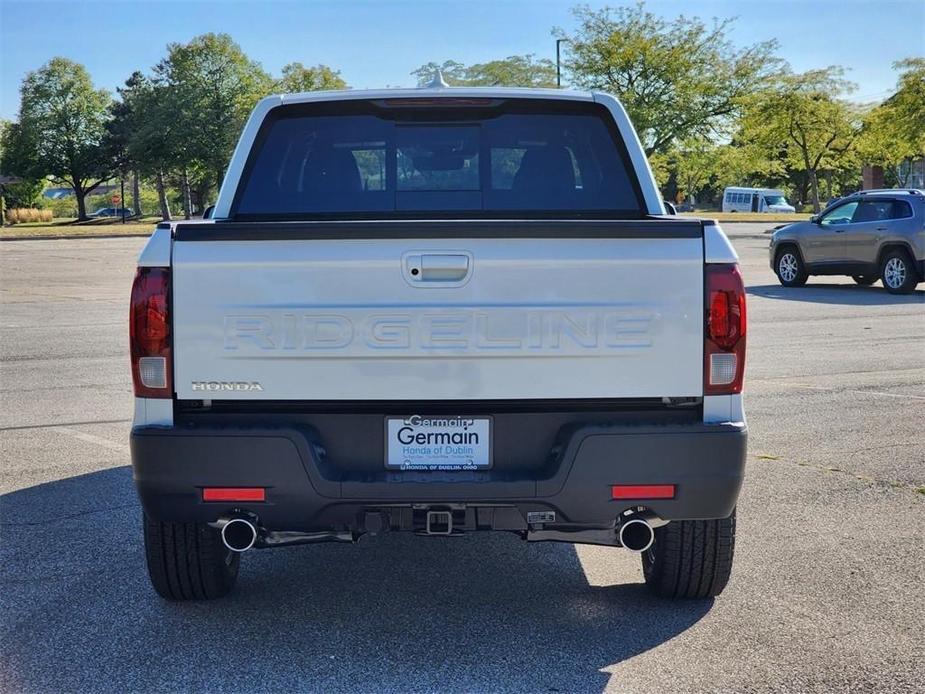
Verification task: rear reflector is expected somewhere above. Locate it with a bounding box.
[611,484,676,500]
[202,488,266,502]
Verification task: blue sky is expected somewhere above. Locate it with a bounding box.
[1,0,923,120]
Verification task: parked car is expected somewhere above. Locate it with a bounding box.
[129,86,747,601]
[723,187,796,214]
[88,207,133,219]
[769,189,925,294]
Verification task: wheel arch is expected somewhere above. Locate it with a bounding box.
[774,241,805,266]
[876,241,916,268]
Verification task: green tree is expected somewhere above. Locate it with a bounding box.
[138,83,179,220]
[275,63,347,92]
[889,58,925,155]
[110,72,177,219]
[154,33,271,214]
[107,71,149,216]
[412,55,557,87]
[741,67,860,212]
[0,120,45,216]
[464,55,557,87]
[856,104,917,186]
[558,3,781,155]
[647,151,671,190]
[13,58,115,220]
[711,142,786,193]
[670,138,722,205]
[411,60,467,86]
[857,58,925,187]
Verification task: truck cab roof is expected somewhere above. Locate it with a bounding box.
[269,86,597,107]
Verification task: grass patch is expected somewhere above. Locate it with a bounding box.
[680,211,811,223]
[915,486,925,496]
[1,216,161,239]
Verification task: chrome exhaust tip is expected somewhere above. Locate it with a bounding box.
[220,517,258,553]
[618,518,655,553]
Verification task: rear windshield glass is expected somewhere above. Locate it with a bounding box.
[233,101,642,218]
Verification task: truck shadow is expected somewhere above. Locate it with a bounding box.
[0,467,712,693]
[748,283,924,305]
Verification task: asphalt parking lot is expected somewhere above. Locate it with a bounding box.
[1,223,922,693]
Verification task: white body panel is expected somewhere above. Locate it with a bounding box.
[171,236,704,401]
[703,394,745,425]
[704,222,739,263]
[134,397,173,427]
[136,227,172,267]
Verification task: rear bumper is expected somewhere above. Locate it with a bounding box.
[131,419,746,531]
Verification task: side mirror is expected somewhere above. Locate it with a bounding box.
[203,205,215,220]
[810,215,820,224]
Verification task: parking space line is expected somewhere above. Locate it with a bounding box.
[749,378,925,401]
[56,426,130,454]
[792,384,925,400]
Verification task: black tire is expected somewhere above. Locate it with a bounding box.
[851,275,877,286]
[774,247,808,287]
[642,510,736,599]
[880,249,918,295]
[143,514,240,601]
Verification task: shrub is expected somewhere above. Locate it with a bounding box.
[6,208,53,224]
[48,197,78,219]
[86,193,114,214]
[137,188,162,216]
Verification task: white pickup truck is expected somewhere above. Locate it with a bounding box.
[130,86,747,601]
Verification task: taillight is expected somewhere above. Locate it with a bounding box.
[705,264,746,395]
[130,267,171,398]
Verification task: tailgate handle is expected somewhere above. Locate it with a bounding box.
[406,254,470,283]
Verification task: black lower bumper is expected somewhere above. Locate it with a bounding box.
[131,419,746,533]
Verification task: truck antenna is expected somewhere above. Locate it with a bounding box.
[426,70,449,89]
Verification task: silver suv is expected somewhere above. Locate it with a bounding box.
[769,190,925,294]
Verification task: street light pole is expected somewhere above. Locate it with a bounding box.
[556,39,568,88]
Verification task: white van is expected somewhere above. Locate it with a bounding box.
[722,187,795,213]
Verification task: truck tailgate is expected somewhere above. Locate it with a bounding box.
[171,220,703,401]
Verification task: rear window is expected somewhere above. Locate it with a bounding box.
[854,199,895,222]
[890,200,913,219]
[233,100,642,218]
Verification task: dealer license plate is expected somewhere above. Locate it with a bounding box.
[385,416,492,470]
